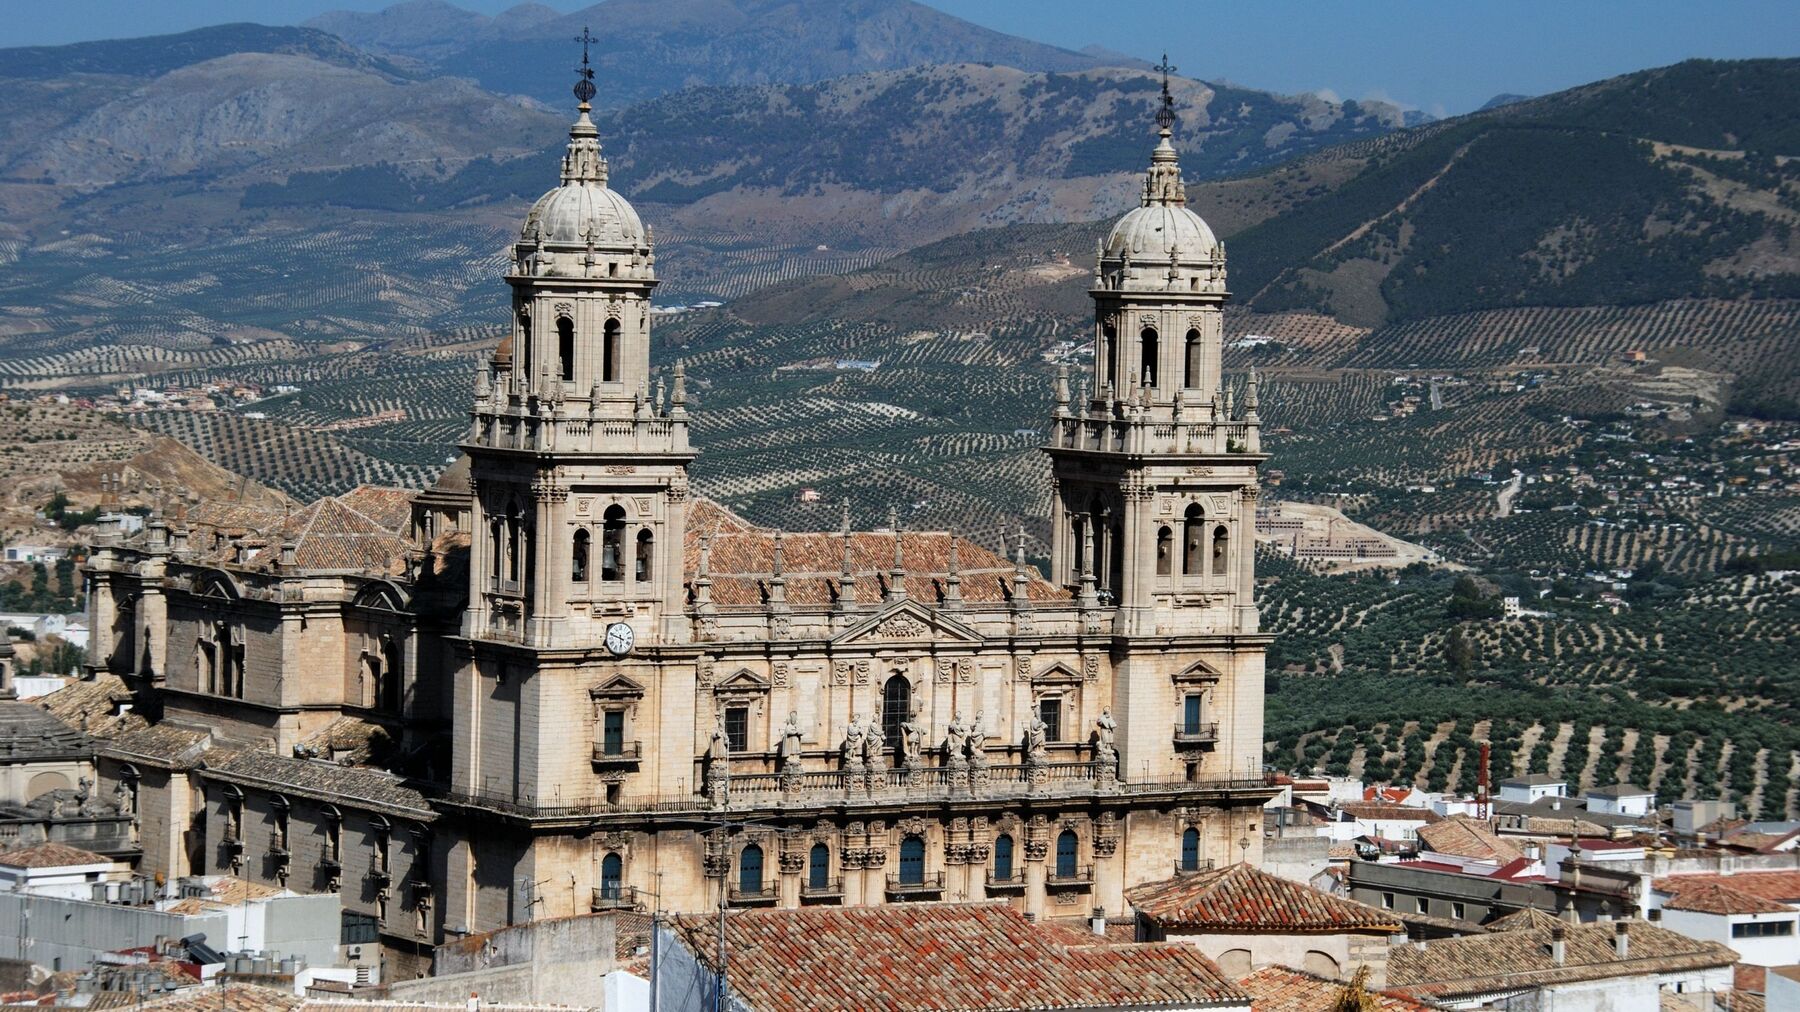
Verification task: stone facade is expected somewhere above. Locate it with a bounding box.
[80,67,1278,965]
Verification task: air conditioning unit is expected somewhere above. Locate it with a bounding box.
[345,946,362,961]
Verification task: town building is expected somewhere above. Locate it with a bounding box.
[75,60,1277,969]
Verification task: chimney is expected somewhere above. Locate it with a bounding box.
[1550,924,1566,966]
[279,541,297,568]
[1613,920,1629,959]
[1090,907,1106,936]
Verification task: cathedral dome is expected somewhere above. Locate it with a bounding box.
[524,181,644,248]
[1101,132,1218,263]
[517,100,645,252]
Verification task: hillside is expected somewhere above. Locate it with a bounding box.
[305,0,1124,106]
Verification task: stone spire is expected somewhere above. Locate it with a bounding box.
[768,530,787,606]
[886,506,907,602]
[561,29,610,186]
[1142,54,1187,208]
[836,499,857,611]
[693,534,714,610]
[943,531,963,607]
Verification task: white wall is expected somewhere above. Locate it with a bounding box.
[1663,908,1799,967]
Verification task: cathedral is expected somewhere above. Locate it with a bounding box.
[81,60,1273,977]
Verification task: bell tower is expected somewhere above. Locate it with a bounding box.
[461,43,692,652]
[1044,57,1264,639]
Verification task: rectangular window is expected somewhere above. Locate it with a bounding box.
[341,910,380,945]
[603,711,625,755]
[1415,897,1429,914]
[1452,902,1466,921]
[1733,921,1795,938]
[1038,697,1061,743]
[725,706,749,753]
[1183,695,1202,734]
[1381,893,1395,910]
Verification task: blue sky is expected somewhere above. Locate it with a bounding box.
[4,0,1796,115]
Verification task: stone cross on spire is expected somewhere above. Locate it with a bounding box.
[1142,53,1187,207]
[560,28,609,185]
[573,27,598,108]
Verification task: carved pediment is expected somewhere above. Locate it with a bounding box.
[352,579,409,613]
[1173,659,1223,685]
[714,667,771,697]
[831,600,983,647]
[1032,662,1083,685]
[195,569,242,600]
[588,673,647,701]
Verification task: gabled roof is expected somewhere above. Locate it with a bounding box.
[1415,816,1523,863]
[1660,880,1792,916]
[1127,862,1404,934]
[1337,803,1440,823]
[1587,783,1652,798]
[668,901,1248,1011]
[0,841,113,868]
[1388,919,1736,1000]
[1238,965,1446,1012]
[1654,871,1800,906]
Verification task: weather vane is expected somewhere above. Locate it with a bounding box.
[573,26,597,106]
[1154,53,1177,131]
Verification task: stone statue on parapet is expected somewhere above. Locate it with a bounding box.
[778,710,804,769]
[944,711,969,767]
[1023,713,1048,762]
[897,713,925,768]
[842,714,866,769]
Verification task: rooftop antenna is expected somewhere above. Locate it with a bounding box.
[573,27,598,107]
[1153,53,1178,133]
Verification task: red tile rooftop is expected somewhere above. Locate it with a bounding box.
[1128,862,1404,934]
[668,901,1248,1011]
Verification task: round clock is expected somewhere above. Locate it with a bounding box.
[603,621,635,656]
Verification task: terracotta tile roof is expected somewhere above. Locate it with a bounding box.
[294,717,395,767]
[668,901,1248,1011]
[34,674,142,739]
[1660,880,1792,915]
[0,841,113,868]
[1386,919,1737,1000]
[685,524,1067,607]
[1654,871,1800,906]
[1126,862,1404,934]
[1482,907,1564,933]
[104,724,210,767]
[1415,816,1523,863]
[1238,965,1445,1011]
[131,985,302,1012]
[332,486,415,534]
[1337,803,1440,823]
[203,751,433,818]
[0,700,91,762]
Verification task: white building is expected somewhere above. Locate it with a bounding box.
[1654,872,1800,969]
[1587,783,1655,817]
[0,841,130,899]
[1497,774,1567,804]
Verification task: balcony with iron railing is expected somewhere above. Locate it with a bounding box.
[885,872,945,900]
[985,870,1025,893]
[1173,721,1220,748]
[1047,864,1094,890]
[591,741,643,768]
[437,766,1277,823]
[727,883,779,907]
[591,884,640,911]
[799,878,843,903]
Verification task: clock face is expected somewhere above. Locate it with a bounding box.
[604,622,635,656]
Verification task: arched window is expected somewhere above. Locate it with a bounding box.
[993,834,1015,881]
[1156,526,1173,576]
[380,636,403,713]
[808,843,830,890]
[602,318,621,383]
[1055,830,1079,878]
[506,501,524,584]
[1183,504,1204,575]
[635,528,654,582]
[739,844,763,895]
[600,852,622,900]
[1102,324,1117,391]
[489,516,504,581]
[882,675,911,750]
[1181,827,1200,871]
[1212,525,1229,577]
[1071,514,1088,581]
[571,529,589,583]
[899,835,925,885]
[557,316,575,383]
[601,506,625,582]
[1184,328,1202,388]
[1140,327,1159,388]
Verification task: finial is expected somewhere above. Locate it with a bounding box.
[1154,53,1178,134]
[837,499,857,610]
[573,27,598,109]
[944,530,963,606]
[698,533,712,577]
